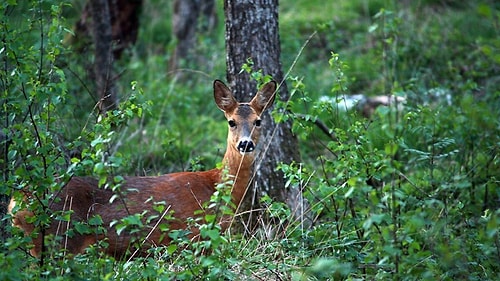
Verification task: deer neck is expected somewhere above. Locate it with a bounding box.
[220,145,255,207]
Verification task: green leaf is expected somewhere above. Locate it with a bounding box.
[384,142,398,156]
[88,215,103,226]
[204,214,216,223]
[344,186,355,198]
[73,222,91,235]
[368,23,378,33]
[167,244,177,255]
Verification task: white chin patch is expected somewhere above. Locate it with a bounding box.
[239,148,254,155]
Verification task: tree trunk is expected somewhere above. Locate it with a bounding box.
[89,0,118,114]
[170,0,216,73]
[0,131,10,241]
[73,0,142,60]
[224,0,308,235]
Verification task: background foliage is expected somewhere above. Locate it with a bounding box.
[1,0,499,280]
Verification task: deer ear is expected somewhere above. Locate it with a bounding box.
[214,80,238,113]
[250,81,277,115]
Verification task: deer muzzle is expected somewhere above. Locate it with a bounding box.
[237,139,255,153]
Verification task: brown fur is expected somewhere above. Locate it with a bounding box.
[9,80,276,259]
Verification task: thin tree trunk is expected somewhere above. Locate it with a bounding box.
[224,0,308,235]
[170,0,216,73]
[89,0,118,114]
[0,131,10,241]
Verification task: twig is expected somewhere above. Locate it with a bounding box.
[295,113,337,142]
[126,205,172,262]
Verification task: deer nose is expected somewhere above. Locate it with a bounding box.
[238,140,255,153]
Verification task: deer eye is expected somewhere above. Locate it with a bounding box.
[254,119,262,127]
[228,120,236,128]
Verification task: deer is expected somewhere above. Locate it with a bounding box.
[8,79,277,259]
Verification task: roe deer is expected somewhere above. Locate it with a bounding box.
[9,80,276,259]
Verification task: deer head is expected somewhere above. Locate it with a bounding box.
[213,80,276,155]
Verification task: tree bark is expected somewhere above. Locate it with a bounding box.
[170,0,216,73]
[73,0,142,60]
[224,0,307,235]
[0,131,10,241]
[89,0,118,114]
